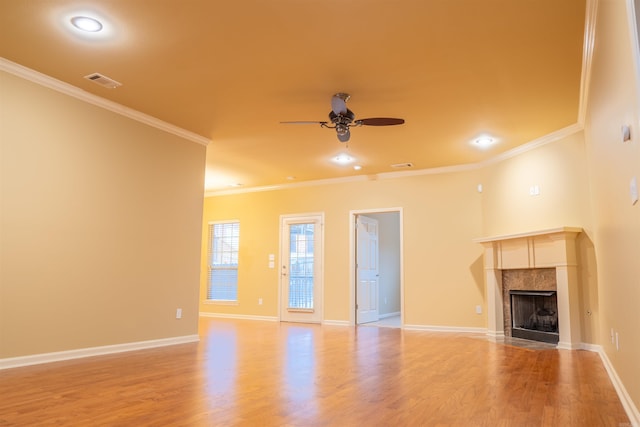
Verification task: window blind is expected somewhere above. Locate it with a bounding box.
[208,221,239,301]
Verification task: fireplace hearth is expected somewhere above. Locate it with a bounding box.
[510,290,559,344]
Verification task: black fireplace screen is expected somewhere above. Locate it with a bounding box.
[510,290,559,344]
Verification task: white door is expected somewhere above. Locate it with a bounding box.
[280,214,323,323]
[356,215,379,324]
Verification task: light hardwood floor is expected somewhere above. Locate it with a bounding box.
[0,317,631,426]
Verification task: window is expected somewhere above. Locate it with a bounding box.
[207,221,239,301]
[288,223,315,309]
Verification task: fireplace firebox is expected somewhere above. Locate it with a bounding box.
[510,290,559,344]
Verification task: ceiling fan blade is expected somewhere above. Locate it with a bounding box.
[357,117,405,126]
[331,94,348,115]
[280,121,328,125]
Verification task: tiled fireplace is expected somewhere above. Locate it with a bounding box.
[475,228,582,350]
[503,269,558,344]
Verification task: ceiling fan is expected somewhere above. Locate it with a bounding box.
[281,93,405,142]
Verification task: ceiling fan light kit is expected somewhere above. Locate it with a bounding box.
[282,93,405,142]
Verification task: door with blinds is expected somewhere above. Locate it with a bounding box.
[280,214,324,323]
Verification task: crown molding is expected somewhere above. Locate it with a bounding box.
[205,4,595,198]
[205,123,584,197]
[204,174,372,197]
[0,48,589,196]
[476,123,584,168]
[578,0,598,126]
[0,57,210,146]
[626,0,640,108]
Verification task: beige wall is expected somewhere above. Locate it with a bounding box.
[199,103,639,409]
[3,0,638,413]
[201,171,486,328]
[479,132,600,344]
[480,131,592,237]
[201,132,597,329]
[583,0,640,410]
[0,71,206,358]
[198,3,640,411]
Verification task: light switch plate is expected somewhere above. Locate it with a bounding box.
[622,124,631,142]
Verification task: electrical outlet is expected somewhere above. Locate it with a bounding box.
[258,298,263,305]
[475,305,482,314]
[176,308,182,319]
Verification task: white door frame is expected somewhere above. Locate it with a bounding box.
[349,208,404,326]
[278,212,325,323]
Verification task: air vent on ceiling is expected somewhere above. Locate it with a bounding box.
[84,73,122,89]
[390,162,414,169]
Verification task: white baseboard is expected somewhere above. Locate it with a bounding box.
[0,334,200,370]
[557,341,584,350]
[323,320,350,326]
[589,344,640,427]
[487,331,506,342]
[580,342,601,352]
[199,312,279,322]
[404,324,487,334]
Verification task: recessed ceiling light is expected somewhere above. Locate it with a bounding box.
[332,153,355,165]
[227,183,243,187]
[70,16,103,32]
[473,136,496,147]
[353,165,362,171]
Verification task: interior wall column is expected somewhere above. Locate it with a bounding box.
[486,268,504,340]
[556,265,581,349]
[481,243,504,341]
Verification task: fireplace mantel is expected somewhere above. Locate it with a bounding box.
[475,227,583,349]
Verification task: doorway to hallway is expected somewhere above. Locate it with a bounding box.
[351,209,403,327]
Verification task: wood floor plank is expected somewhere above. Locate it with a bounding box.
[0,318,631,426]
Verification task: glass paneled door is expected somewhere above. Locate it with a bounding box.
[280,214,323,323]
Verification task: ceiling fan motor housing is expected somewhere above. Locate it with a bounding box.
[329,109,355,141]
[329,109,355,125]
